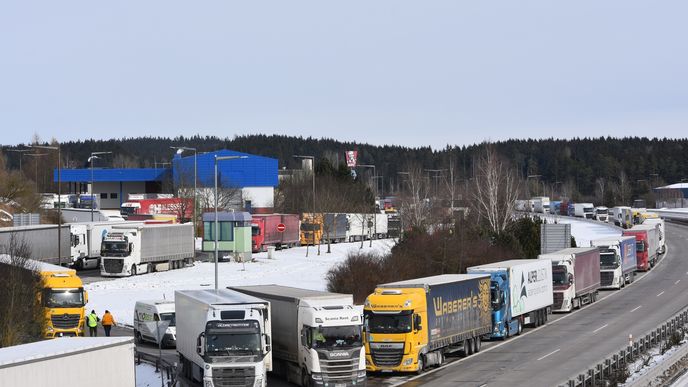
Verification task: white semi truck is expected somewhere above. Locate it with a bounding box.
[574,203,595,219]
[532,197,550,214]
[100,223,194,277]
[176,289,272,387]
[590,236,637,289]
[643,218,666,254]
[69,221,130,270]
[539,247,601,312]
[231,285,366,387]
[594,206,609,222]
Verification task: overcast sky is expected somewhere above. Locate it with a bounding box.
[1,1,687,148]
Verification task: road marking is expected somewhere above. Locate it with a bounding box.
[676,280,681,285]
[657,291,665,297]
[537,348,561,361]
[630,306,642,313]
[593,324,608,334]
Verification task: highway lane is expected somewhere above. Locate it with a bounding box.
[390,221,688,387]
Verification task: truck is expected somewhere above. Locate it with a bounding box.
[644,218,666,254]
[467,259,553,339]
[560,201,570,216]
[0,337,135,386]
[515,200,528,212]
[567,202,576,217]
[175,289,272,387]
[120,196,192,222]
[623,224,660,271]
[69,221,129,270]
[574,203,595,219]
[611,206,633,229]
[100,223,194,277]
[231,285,366,387]
[372,213,388,239]
[590,236,637,289]
[300,213,348,246]
[251,214,300,253]
[0,256,88,338]
[0,224,71,265]
[387,213,401,239]
[346,213,372,242]
[594,206,609,222]
[550,201,562,215]
[539,247,601,312]
[363,274,491,373]
[532,197,550,214]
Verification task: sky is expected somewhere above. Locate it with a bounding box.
[1,1,687,149]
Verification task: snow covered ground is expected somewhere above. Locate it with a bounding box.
[85,239,395,325]
[136,363,163,387]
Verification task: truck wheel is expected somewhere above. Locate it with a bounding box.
[474,336,481,353]
[463,339,473,356]
[131,264,137,276]
[516,319,522,335]
[301,369,311,387]
[416,355,425,374]
[135,330,142,344]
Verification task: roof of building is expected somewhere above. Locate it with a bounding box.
[0,337,132,367]
[656,183,688,190]
[202,211,252,222]
[55,168,169,183]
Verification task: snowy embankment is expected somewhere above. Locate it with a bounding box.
[85,239,395,325]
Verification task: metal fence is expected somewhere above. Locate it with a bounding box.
[560,306,688,386]
[135,349,178,387]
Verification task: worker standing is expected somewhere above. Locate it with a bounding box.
[87,310,99,337]
[101,310,116,337]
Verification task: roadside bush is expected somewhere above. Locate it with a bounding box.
[326,252,387,304]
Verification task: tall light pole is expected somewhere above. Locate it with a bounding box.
[171,146,197,237]
[214,155,247,290]
[88,152,112,221]
[7,149,30,173]
[527,174,542,196]
[294,155,317,256]
[25,153,48,191]
[30,144,62,265]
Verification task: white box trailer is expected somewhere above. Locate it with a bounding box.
[0,224,71,265]
[176,289,272,387]
[643,218,666,254]
[0,337,134,387]
[346,213,371,242]
[467,259,553,338]
[231,285,366,387]
[373,213,388,239]
[101,223,194,277]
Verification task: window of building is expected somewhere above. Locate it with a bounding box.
[203,221,234,241]
[100,193,108,199]
[110,193,118,199]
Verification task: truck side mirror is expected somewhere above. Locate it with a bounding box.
[84,291,89,305]
[413,315,422,331]
[568,275,574,285]
[196,332,206,356]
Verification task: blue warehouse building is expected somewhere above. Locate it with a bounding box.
[55,150,278,212]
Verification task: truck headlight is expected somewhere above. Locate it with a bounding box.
[253,378,263,387]
[47,326,54,332]
[312,373,322,381]
[403,358,414,366]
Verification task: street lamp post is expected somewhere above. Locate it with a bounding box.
[171,146,198,238]
[7,149,31,173]
[214,155,247,290]
[293,155,317,256]
[527,174,542,196]
[89,152,113,221]
[30,144,62,265]
[25,153,48,191]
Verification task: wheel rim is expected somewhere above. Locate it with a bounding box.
[132,265,136,275]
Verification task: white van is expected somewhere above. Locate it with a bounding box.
[134,300,176,347]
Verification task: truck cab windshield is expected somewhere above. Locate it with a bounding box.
[44,288,84,308]
[205,320,262,357]
[636,242,646,253]
[365,311,412,334]
[310,325,362,349]
[490,285,504,311]
[102,241,129,256]
[600,252,618,268]
[251,226,260,236]
[552,266,570,287]
[300,223,319,232]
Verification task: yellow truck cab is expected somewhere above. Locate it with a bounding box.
[38,262,88,338]
[364,274,491,373]
[300,213,323,246]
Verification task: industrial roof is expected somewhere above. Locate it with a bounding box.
[175,289,268,306]
[380,274,490,288]
[55,168,168,183]
[0,337,132,368]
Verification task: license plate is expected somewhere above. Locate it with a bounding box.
[335,384,346,387]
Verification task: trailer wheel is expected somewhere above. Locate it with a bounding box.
[474,336,481,353]
[463,339,473,356]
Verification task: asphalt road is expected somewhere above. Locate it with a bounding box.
[374,221,688,387]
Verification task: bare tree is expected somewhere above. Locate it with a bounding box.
[471,145,520,235]
[444,155,461,210]
[398,163,431,231]
[595,177,606,206]
[0,233,45,347]
[616,171,631,206]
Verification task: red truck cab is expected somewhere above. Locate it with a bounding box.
[623,225,659,271]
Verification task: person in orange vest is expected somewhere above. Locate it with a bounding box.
[101,310,116,337]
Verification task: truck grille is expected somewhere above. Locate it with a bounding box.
[601,271,615,287]
[102,259,123,274]
[212,367,255,387]
[553,292,564,310]
[51,313,80,329]
[320,358,359,382]
[370,344,404,367]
